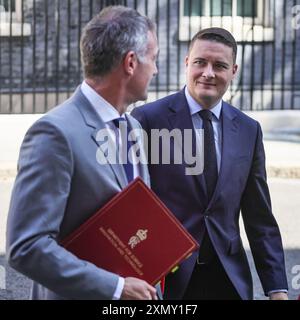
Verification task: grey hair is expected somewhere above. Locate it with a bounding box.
[80,5,156,78]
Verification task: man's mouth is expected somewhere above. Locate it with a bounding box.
[196,82,216,87]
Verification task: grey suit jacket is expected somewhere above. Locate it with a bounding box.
[6,87,151,300]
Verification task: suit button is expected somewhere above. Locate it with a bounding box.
[205,215,209,218]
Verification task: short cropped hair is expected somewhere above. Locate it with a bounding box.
[189,27,237,63]
[80,6,156,78]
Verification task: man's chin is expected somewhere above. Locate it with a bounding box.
[197,93,215,101]
[195,95,219,108]
[139,92,148,102]
[131,92,148,105]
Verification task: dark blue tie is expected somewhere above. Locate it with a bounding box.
[198,109,218,201]
[196,110,218,265]
[112,117,134,183]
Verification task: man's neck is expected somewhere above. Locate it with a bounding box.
[85,77,128,115]
[199,99,221,110]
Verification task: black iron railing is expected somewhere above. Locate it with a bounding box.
[0,0,299,113]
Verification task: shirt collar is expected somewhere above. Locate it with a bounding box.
[184,86,222,120]
[81,80,125,123]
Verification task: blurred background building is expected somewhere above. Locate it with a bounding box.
[0,0,300,114]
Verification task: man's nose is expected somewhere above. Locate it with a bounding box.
[202,64,215,78]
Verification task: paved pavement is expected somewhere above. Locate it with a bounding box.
[0,113,300,300]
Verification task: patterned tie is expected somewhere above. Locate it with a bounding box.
[112,117,134,183]
[198,109,218,201]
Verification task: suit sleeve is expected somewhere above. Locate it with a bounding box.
[240,122,288,294]
[6,120,119,299]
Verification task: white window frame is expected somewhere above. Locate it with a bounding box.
[0,0,31,36]
[179,0,274,42]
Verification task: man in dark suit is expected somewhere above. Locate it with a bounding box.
[6,6,160,300]
[132,28,288,300]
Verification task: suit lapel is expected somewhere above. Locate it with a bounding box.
[210,102,239,205]
[72,87,128,189]
[91,128,128,189]
[167,90,207,200]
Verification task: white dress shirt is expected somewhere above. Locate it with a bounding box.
[185,86,222,173]
[81,80,140,179]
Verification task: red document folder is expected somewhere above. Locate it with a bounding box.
[62,177,199,285]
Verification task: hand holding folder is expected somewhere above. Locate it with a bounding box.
[62,177,199,286]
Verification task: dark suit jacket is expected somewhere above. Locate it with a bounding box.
[131,89,288,300]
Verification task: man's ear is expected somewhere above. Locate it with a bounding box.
[124,51,138,76]
[185,55,189,68]
[232,64,238,78]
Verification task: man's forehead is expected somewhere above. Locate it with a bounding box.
[191,39,232,50]
[189,40,234,60]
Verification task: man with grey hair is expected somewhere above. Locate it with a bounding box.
[6,6,159,300]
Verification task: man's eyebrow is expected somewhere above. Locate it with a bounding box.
[215,60,230,66]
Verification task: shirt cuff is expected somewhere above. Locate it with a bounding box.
[112,276,125,300]
[268,289,288,296]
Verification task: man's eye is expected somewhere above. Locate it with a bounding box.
[194,60,205,65]
[215,64,227,69]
